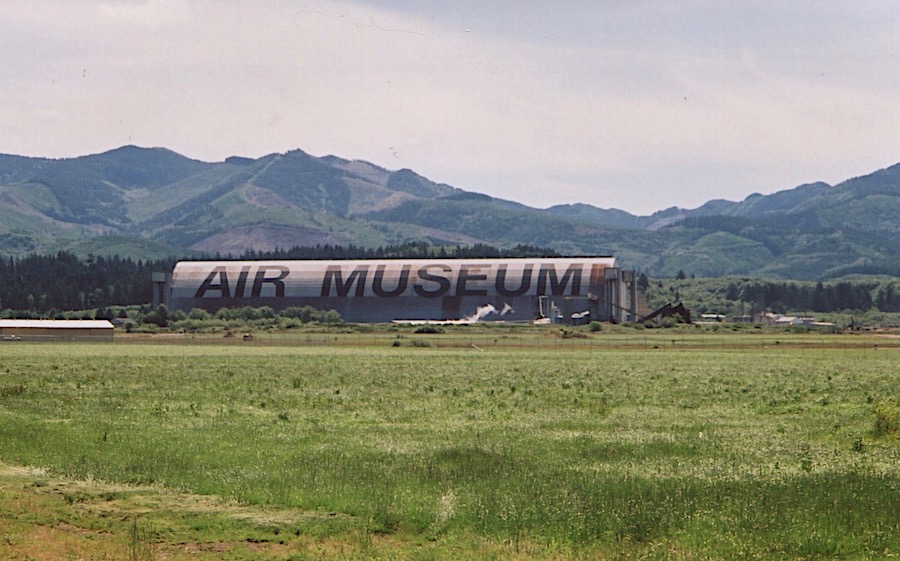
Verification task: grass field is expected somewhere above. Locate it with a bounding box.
[1,329,898,560]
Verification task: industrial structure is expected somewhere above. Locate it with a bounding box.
[162,258,637,324]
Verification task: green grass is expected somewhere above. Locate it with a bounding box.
[0,335,897,559]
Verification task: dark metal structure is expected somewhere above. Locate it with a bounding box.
[166,257,636,324]
[642,302,692,324]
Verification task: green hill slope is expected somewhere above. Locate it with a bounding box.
[0,146,897,280]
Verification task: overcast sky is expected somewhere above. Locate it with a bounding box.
[2,1,898,215]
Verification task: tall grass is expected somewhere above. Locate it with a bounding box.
[0,341,897,558]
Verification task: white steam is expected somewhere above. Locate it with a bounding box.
[462,303,514,323]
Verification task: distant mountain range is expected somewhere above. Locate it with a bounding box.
[1,145,898,280]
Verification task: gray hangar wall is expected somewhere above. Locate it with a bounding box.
[167,258,634,323]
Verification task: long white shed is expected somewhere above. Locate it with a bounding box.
[0,320,115,341]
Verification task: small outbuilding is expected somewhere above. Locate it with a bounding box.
[0,320,115,341]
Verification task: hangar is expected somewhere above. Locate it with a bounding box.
[162,257,637,324]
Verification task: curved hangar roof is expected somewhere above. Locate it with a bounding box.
[170,257,621,322]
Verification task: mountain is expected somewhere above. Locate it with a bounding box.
[0,146,898,280]
[541,164,900,279]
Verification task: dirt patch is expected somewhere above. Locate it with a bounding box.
[17,468,346,527]
[0,461,354,561]
[0,463,48,479]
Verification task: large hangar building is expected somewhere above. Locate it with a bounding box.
[163,257,636,324]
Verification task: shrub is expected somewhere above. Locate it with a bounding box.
[142,304,169,327]
[281,306,318,323]
[188,308,212,320]
[280,306,343,325]
[229,306,274,321]
[317,310,344,325]
[659,316,678,328]
[588,321,603,332]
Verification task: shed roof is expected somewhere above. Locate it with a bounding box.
[0,320,114,330]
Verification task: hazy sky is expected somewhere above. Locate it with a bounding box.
[2,1,898,214]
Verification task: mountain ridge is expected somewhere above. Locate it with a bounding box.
[1,146,898,280]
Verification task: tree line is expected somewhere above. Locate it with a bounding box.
[723,278,900,313]
[0,252,166,314]
[650,276,900,316]
[236,242,560,261]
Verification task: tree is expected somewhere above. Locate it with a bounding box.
[144,304,169,327]
[874,281,899,312]
[811,282,831,312]
[637,273,650,292]
[725,282,739,301]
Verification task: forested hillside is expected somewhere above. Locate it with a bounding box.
[1,146,898,280]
